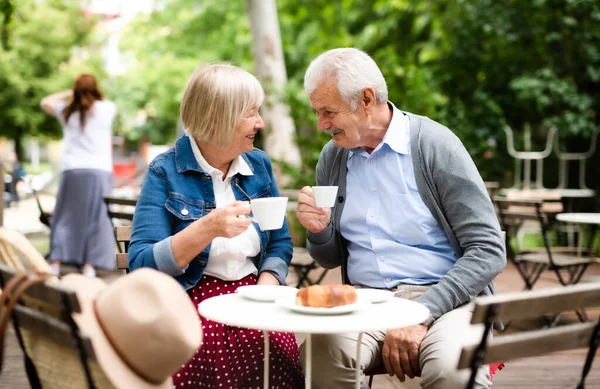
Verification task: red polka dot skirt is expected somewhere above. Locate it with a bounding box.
[172,274,304,388]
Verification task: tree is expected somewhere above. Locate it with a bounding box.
[115,0,600,190]
[0,0,98,160]
[245,0,301,178]
[432,0,600,186]
[110,0,253,145]
[113,0,303,182]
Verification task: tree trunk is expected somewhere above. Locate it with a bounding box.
[0,0,15,50]
[245,0,301,185]
[14,127,24,162]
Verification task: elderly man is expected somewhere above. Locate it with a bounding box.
[296,48,505,389]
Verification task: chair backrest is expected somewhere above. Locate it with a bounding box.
[0,264,113,388]
[103,196,136,256]
[484,181,500,199]
[458,282,600,389]
[0,227,51,273]
[114,226,131,272]
[103,196,137,223]
[493,196,560,261]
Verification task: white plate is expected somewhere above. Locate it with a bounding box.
[355,289,394,304]
[236,285,298,302]
[275,295,371,315]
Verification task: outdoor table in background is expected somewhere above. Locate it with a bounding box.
[198,293,430,389]
[556,213,600,257]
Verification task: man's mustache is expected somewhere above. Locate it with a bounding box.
[323,128,343,136]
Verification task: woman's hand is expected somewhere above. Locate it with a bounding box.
[172,201,252,268]
[257,272,280,285]
[296,186,331,234]
[207,201,252,238]
[40,90,73,117]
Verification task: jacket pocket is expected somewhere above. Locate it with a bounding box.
[165,194,206,227]
[253,185,272,199]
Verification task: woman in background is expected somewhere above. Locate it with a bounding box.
[40,74,117,277]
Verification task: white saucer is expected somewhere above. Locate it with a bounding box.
[236,285,298,302]
[275,295,371,315]
[355,289,394,304]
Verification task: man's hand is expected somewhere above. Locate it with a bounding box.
[296,186,331,234]
[206,201,252,238]
[382,324,428,382]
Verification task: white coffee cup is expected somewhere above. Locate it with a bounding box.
[312,186,339,208]
[249,197,289,230]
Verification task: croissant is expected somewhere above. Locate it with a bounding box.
[296,284,357,308]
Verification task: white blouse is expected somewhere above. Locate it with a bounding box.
[189,136,260,281]
[55,100,117,173]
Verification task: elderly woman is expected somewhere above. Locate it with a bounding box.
[128,64,303,388]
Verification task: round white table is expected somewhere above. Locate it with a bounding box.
[198,293,430,389]
[556,213,600,225]
[556,213,600,256]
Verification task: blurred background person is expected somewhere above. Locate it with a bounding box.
[2,151,23,208]
[40,74,117,277]
[128,64,303,388]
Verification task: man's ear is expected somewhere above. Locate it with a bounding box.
[361,87,377,113]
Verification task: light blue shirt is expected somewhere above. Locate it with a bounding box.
[341,104,456,288]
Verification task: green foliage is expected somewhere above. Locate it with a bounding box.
[435,0,600,183]
[108,0,253,145]
[0,0,101,150]
[1,0,599,191]
[276,0,448,187]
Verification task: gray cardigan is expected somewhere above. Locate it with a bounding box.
[306,111,506,319]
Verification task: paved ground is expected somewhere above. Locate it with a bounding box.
[2,194,55,236]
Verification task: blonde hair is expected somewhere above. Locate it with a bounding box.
[180,64,264,148]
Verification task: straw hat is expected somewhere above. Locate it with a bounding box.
[60,268,202,389]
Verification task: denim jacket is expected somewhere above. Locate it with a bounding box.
[128,135,293,290]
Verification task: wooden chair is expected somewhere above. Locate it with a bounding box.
[0,264,113,389]
[114,226,131,273]
[103,196,136,254]
[458,282,600,389]
[290,247,329,288]
[484,181,500,199]
[494,196,595,293]
[0,227,51,274]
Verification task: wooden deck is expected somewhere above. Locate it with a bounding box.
[2,261,600,388]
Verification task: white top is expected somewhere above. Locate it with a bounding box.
[198,293,430,333]
[56,100,117,172]
[189,136,261,280]
[556,213,600,225]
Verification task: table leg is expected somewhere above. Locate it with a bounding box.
[263,330,270,389]
[355,332,363,389]
[305,334,312,389]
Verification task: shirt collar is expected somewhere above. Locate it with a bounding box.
[348,102,410,159]
[384,103,410,155]
[189,135,253,178]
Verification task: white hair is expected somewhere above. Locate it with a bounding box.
[304,48,388,111]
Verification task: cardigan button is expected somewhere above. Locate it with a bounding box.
[338,196,344,203]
